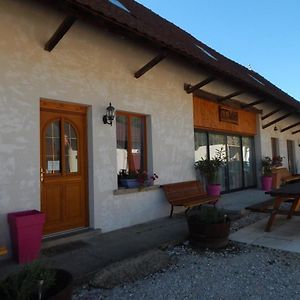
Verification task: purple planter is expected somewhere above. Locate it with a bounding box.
[261,176,272,191]
[7,210,45,264]
[207,184,221,197]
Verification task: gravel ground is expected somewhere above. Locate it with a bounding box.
[73,213,300,300]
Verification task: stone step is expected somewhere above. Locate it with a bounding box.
[42,228,102,250]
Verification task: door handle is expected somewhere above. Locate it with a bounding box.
[40,168,45,182]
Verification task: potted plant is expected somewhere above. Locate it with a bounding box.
[261,156,273,191]
[0,262,73,300]
[186,206,230,249]
[136,171,158,188]
[194,148,226,196]
[118,169,140,188]
[118,169,158,189]
[272,155,284,168]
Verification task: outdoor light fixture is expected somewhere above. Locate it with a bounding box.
[274,125,278,132]
[103,102,115,126]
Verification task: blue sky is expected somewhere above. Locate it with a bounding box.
[136,0,300,100]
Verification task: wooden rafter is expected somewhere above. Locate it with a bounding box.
[45,15,77,52]
[262,112,293,129]
[292,129,300,135]
[218,91,244,103]
[184,77,215,94]
[281,122,300,133]
[135,50,168,78]
[241,99,265,108]
[261,107,282,120]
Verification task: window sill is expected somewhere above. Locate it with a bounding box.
[113,185,160,196]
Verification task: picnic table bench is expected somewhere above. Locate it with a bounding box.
[161,180,219,217]
[264,182,300,231]
[272,167,300,189]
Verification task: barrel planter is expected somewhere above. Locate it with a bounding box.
[46,269,73,300]
[0,268,73,300]
[186,208,230,249]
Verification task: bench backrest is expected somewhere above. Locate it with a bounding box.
[271,168,292,189]
[272,167,291,178]
[161,180,206,204]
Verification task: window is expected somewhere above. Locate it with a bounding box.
[116,112,147,174]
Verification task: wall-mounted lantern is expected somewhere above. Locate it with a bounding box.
[103,102,115,126]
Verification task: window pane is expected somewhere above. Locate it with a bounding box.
[64,122,78,173]
[194,131,207,161]
[116,115,128,173]
[45,120,61,173]
[130,116,145,171]
[242,137,256,187]
[209,133,226,191]
[227,136,243,190]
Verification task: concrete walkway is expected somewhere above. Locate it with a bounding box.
[0,188,270,284]
[0,215,188,284]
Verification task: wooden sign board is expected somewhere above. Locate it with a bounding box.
[219,106,238,124]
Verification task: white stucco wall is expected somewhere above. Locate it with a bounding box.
[0,0,214,249]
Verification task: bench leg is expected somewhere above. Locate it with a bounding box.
[265,196,283,232]
[287,197,300,219]
[169,205,174,218]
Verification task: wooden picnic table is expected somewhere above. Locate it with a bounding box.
[265,182,300,232]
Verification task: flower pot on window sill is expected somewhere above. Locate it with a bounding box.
[120,179,140,189]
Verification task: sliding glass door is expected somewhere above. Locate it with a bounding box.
[227,136,243,190]
[194,130,256,193]
[209,133,227,192]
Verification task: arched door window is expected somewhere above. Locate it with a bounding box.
[44,120,78,174]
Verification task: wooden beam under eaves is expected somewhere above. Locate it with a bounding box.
[184,77,215,94]
[134,50,168,78]
[218,91,244,103]
[45,15,77,52]
[261,107,282,120]
[262,112,293,129]
[281,122,300,133]
[241,99,265,108]
[292,129,300,135]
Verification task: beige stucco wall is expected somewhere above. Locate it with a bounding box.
[0,0,214,250]
[1,0,298,257]
[258,113,300,179]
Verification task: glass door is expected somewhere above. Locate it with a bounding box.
[209,133,227,191]
[242,137,256,187]
[227,136,243,190]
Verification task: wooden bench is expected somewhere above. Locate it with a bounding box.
[161,180,219,217]
[272,168,300,189]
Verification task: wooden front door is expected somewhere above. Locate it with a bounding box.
[40,100,88,235]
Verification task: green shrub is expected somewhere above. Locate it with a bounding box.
[187,206,228,224]
[0,262,56,300]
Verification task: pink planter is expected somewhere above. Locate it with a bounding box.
[7,210,45,264]
[206,184,221,197]
[261,176,272,191]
